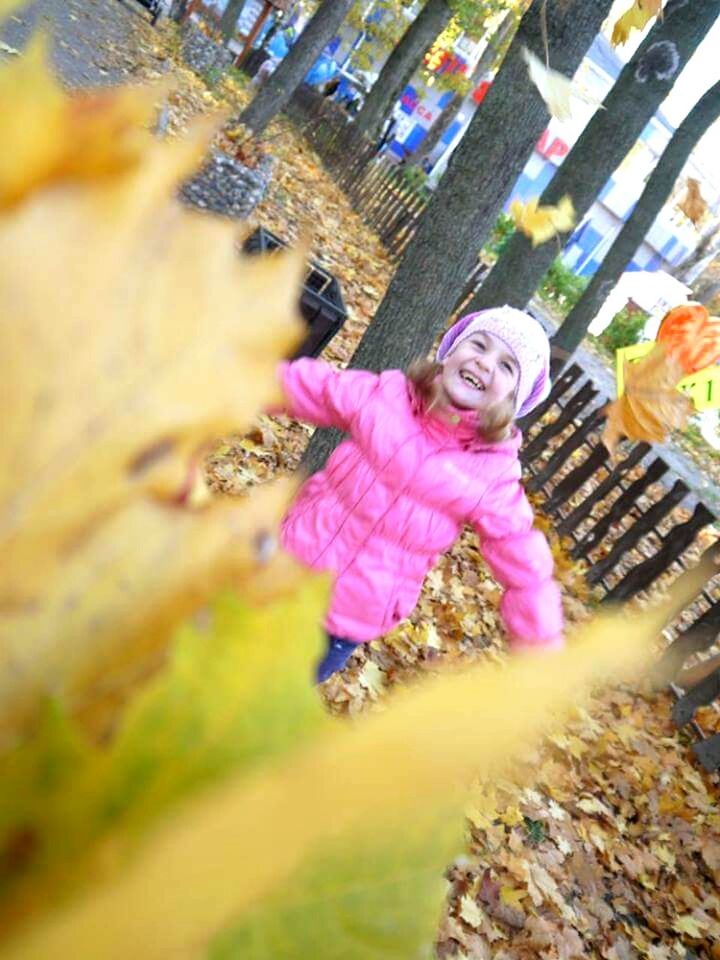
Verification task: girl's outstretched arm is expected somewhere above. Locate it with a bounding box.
[469,464,565,653]
[275,358,381,431]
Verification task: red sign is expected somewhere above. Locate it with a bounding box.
[536,128,569,161]
[472,80,491,105]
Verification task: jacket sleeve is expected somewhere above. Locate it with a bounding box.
[469,462,565,653]
[276,358,381,431]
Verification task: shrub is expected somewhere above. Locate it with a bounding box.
[538,258,588,315]
[484,212,516,258]
[599,305,649,353]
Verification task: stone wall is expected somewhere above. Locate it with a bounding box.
[180,150,274,220]
[180,22,234,75]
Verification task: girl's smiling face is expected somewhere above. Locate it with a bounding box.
[439,330,519,412]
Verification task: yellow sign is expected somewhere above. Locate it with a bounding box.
[616,342,720,411]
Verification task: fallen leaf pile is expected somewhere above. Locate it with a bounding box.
[439,685,720,959]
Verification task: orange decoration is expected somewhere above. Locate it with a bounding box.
[656,302,720,375]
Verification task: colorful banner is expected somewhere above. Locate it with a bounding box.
[616,342,720,411]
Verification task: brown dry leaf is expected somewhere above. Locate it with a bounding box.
[602,343,691,454]
[0,48,305,733]
[678,177,708,226]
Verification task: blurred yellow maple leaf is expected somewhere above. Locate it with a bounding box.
[0,43,305,734]
[511,195,576,247]
[602,344,691,454]
[6,575,711,959]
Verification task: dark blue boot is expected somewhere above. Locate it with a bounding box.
[316,635,358,684]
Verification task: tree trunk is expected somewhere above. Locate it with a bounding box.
[170,0,190,20]
[220,0,245,41]
[551,80,720,362]
[671,218,720,283]
[239,0,356,135]
[303,0,615,474]
[408,10,517,165]
[352,0,453,142]
[693,260,720,306]
[468,0,720,314]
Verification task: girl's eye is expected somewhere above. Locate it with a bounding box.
[501,360,512,373]
[473,339,486,351]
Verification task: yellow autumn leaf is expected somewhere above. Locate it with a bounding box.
[673,914,706,938]
[459,893,485,928]
[5,573,711,959]
[500,885,526,910]
[521,47,604,122]
[602,343,692,455]
[0,44,305,734]
[499,806,524,827]
[511,195,576,247]
[611,0,658,47]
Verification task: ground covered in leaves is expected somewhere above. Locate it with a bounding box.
[14,11,720,956]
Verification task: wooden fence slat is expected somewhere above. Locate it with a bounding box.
[558,443,651,538]
[692,733,720,772]
[570,455,667,557]
[652,596,720,682]
[601,500,713,601]
[522,382,599,464]
[541,442,610,514]
[519,364,583,432]
[589,480,689,588]
[527,409,606,496]
[673,665,720,726]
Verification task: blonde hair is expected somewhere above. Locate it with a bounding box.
[407,359,515,444]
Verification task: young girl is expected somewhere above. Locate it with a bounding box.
[277,306,565,683]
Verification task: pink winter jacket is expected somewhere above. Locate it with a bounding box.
[278,358,564,650]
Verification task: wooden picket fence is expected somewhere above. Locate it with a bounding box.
[519,363,720,772]
[286,85,430,259]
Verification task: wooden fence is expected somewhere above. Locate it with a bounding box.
[286,85,430,259]
[520,363,720,772]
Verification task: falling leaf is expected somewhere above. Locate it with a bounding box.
[602,344,692,454]
[0,40,19,55]
[611,0,658,47]
[511,195,576,247]
[521,47,604,122]
[678,177,709,226]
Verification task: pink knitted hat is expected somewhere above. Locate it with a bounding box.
[437,306,551,418]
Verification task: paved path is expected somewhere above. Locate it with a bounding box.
[1,0,157,87]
